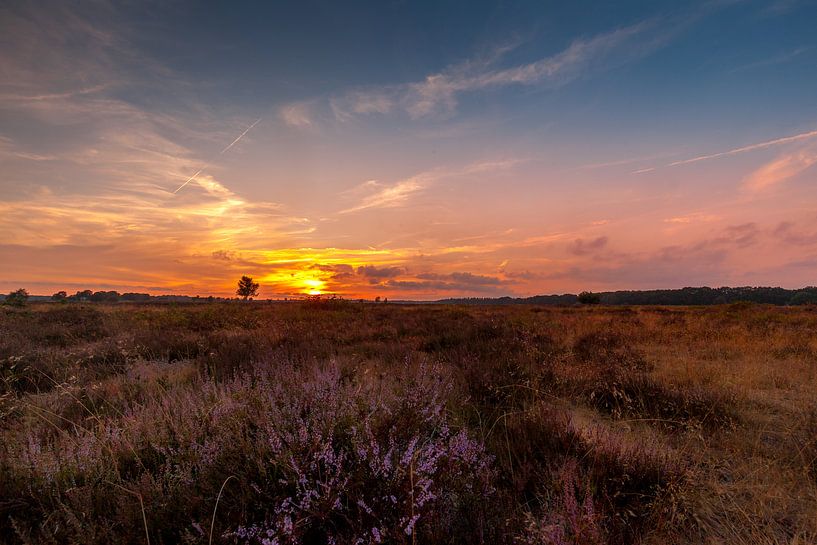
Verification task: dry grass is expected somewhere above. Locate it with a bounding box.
[1,301,816,544]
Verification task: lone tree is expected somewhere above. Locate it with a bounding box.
[5,288,29,307]
[578,291,601,305]
[236,275,259,300]
[51,291,67,302]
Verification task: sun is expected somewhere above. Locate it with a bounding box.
[302,278,325,296]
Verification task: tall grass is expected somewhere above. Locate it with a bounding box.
[1,302,816,543]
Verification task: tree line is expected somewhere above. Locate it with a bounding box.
[5,283,817,307]
[2,276,261,306]
[440,286,817,306]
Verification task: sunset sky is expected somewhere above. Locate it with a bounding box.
[2,0,817,299]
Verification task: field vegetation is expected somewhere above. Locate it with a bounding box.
[1,301,816,544]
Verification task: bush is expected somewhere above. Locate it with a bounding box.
[4,289,29,307]
[229,362,494,544]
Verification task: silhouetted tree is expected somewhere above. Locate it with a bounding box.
[578,291,601,305]
[236,275,259,300]
[790,289,817,305]
[5,288,29,307]
[51,291,67,302]
[90,291,120,303]
[73,290,93,301]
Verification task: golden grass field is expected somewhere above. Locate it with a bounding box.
[1,301,816,544]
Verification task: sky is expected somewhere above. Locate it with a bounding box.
[1,0,817,299]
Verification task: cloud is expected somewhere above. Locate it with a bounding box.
[385,271,508,294]
[406,22,656,118]
[772,222,817,246]
[340,178,425,213]
[760,0,807,17]
[416,272,503,286]
[568,236,609,256]
[340,159,520,214]
[743,146,817,190]
[211,250,235,261]
[0,1,328,295]
[711,223,760,248]
[310,263,356,281]
[357,265,404,279]
[330,91,394,120]
[279,102,314,128]
[728,46,812,74]
[288,19,667,123]
[537,224,767,290]
[663,212,720,224]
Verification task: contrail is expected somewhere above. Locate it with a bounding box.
[668,129,817,167]
[631,128,817,174]
[220,117,261,154]
[173,118,262,194]
[173,168,204,194]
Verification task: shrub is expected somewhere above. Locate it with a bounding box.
[1,360,494,544]
[4,289,29,307]
[230,362,494,544]
[517,461,605,545]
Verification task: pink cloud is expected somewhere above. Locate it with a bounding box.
[744,146,817,191]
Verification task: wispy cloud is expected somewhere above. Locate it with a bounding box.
[339,159,521,214]
[340,178,426,213]
[290,19,667,123]
[0,84,111,103]
[279,102,314,128]
[405,22,654,118]
[743,145,817,191]
[330,91,393,121]
[664,212,720,224]
[728,45,812,73]
[773,221,817,246]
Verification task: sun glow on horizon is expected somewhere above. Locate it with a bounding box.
[302,278,325,295]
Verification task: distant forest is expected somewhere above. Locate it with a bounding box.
[4,286,817,306]
[439,286,817,306]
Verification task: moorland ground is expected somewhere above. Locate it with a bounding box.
[1,301,816,544]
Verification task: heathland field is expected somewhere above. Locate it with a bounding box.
[1,301,816,544]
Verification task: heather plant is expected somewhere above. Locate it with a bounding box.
[517,461,605,545]
[230,362,494,544]
[1,357,493,544]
